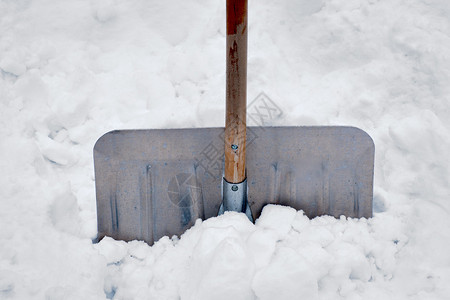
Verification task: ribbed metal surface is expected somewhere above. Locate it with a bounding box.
[94,126,374,245]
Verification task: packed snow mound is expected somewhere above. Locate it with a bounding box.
[96,205,409,300]
[1,0,450,299]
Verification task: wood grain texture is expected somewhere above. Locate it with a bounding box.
[225,0,248,183]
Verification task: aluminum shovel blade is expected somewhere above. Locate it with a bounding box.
[94,126,374,245]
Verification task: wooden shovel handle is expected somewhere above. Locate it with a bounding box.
[224,0,248,184]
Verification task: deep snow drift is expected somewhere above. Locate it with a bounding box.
[1,0,450,299]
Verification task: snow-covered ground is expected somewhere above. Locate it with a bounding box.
[1,0,450,299]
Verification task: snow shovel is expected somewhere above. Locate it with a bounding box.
[94,0,374,245]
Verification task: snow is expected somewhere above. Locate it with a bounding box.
[1,0,450,299]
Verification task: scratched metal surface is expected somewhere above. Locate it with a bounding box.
[94,127,374,245]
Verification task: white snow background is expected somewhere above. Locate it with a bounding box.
[1,0,450,299]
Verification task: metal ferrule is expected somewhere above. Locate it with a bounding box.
[223,178,247,212]
[219,177,253,222]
